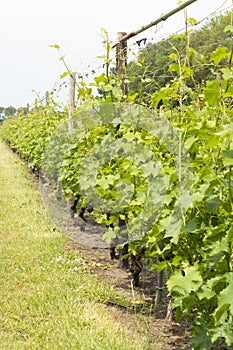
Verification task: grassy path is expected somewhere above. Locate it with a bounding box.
[0,142,156,350]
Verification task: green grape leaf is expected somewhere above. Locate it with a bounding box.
[167,265,202,296]
[176,191,193,210]
[211,316,233,347]
[203,81,220,106]
[215,273,233,322]
[191,319,212,350]
[210,47,228,64]
[221,68,233,80]
[184,136,197,150]
[222,150,233,166]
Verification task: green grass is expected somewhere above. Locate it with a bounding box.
[0,142,158,350]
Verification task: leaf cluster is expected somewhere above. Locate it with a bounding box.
[0,106,67,170]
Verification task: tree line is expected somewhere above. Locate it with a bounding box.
[0,106,17,122]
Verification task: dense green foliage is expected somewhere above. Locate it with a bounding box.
[1,17,233,350]
[0,106,67,169]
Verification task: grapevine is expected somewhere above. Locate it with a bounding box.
[1,26,233,349]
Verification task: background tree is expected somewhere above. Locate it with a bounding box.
[0,107,5,121]
[128,10,233,104]
[0,106,17,123]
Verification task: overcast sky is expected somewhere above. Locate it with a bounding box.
[1,0,232,107]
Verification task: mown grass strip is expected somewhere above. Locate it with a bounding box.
[0,142,157,350]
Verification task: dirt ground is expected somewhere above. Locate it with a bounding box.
[40,184,192,349]
[64,238,192,350]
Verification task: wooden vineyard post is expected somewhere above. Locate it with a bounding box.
[66,72,76,216]
[34,98,38,109]
[216,71,222,88]
[116,32,128,98]
[45,91,49,106]
[68,72,76,133]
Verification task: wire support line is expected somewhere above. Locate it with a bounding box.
[112,0,198,46]
[45,0,233,90]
